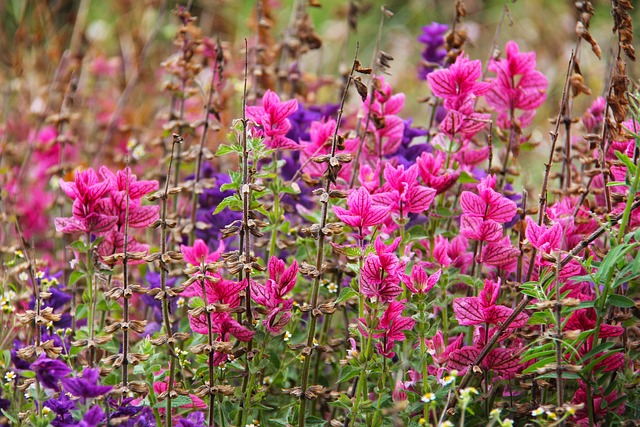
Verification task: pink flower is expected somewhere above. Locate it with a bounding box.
[427,54,491,109]
[453,278,528,327]
[460,175,518,224]
[524,217,562,254]
[55,168,118,235]
[360,301,415,359]
[439,95,490,139]
[333,187,389,234]
[401,264,441,294]
[188,312,254,365]
[180,239,223,266]
[373,163,436,216]
[416,151,460,194]
[486,41,548,128]
[251,257,298,334]
[301,119,337,177]
[246,90,299,149]
[360,237,405,302]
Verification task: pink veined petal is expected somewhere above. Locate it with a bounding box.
[363,205,390,228]
[188,312,210,335]
[251,281,271,307]
[85,213,118,234]
[54,217,87,233]
[453,297,485,325]
[484,192,518,223]
[460,216,503,242]
[479,278,500,307]
[484,305,524,327]
[350,187,371,216]
[447,346,481,372]
[595,352,625,373]
[460,191,486,217]
[405,185,436,213]
[245,106,265,122]
[128,204,159,228]
[483,347,522,374]
[59,179,78,199]
[385,93,406,115]
[428,68,458,99]
[479,242,520,267]
[333,209,364,228]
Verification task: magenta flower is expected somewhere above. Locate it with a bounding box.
[401,264,441,294]
[246,90,299,149]
[453,278,528,327]
[333,187,389,234]
[181,238,223,267]
[300,119,337,177]
[460,175,517,224]
[439,95,490,139]
[360,301,415,359]
[55,168,117,235]
[427,54,491,109]
[416,152,460,194]
[525,217,562,254]
[486,41,548,129]
[251,257,298,334]
[373,163,436,216]
[188,312,254,365]
[360,237,405,302]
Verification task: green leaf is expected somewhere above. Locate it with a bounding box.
[213,196,234,215]
[578,341,615,364]
[305,416,327,426]
[337,365,361,384]
[153,395,192,409]
[69,240,88,252]
[520,349,556,363]
[457,171,477,184]
[522,356,557,374]
[69,270,84,286]
[607,294,635,308]
[215,144,238,156]
[536,372,581,380]
[1,409,18,425]
[335,287,357,305]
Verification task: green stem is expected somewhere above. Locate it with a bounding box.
[617,148,640,240]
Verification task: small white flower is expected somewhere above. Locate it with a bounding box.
[176,297,185,308]
[132,145,146,160]
[490,408,502,418]
[263,376,272,385]
[42,406,52,416]
[35,271,45,279]
[531,407,544,417]
[5,371,16,382]
[283,331,291,342]
[460,387,478,400]
[327,282,338,293]
[440,375,455,386]
[440,421,453,427]
[2,305,15,314]
[421,392,436,403]
[14,250,24,258]
[19,272,29,282]
[502,419,514,427]
[546,411,557,420]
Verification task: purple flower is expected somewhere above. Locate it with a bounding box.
[77,404,105,427]
[44,394,77,427]
[31,355,71,392]
[418,22,449,80]
[62,368,112,398]
[176,412,206,427]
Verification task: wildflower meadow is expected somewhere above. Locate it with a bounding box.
[2,0,640,426]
